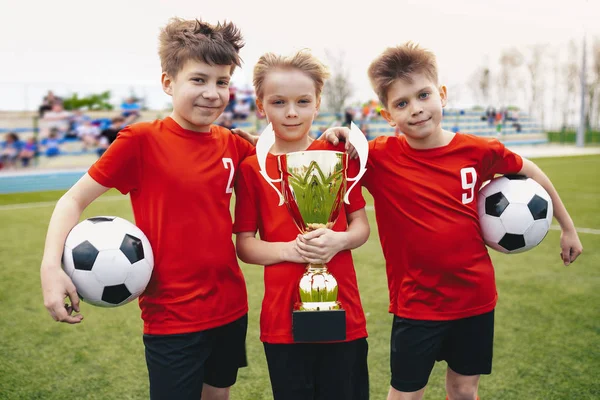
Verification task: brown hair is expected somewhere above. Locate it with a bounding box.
[159,18,244,78]
[253,49,330,100]
[368,42,438,107]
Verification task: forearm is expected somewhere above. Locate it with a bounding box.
[521,159,575,231]
[337,209,370,251]
[41,195,85,270]
[236,234,297,266]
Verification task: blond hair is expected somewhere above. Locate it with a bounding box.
[159,18,244,78]
[368,42,438,107]
[253,49,330,100]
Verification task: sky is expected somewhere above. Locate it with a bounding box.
[0,0,598,111]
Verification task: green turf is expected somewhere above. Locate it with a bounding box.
[0,155,598,399]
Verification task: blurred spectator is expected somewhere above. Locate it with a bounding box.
[42,129,61,157]
[233,98,251,120]
[344,107,354,127]
[486,106,495,126]
[120,97,141,125]
[97,117,125,157]
[76,120,101,151]
[0,133,22,169]
[19,137,38,167]
[67,109,92,138]
[225,86,237,114]
[219,115,237,131]
[40,103,71,137]
[38,90,62,117]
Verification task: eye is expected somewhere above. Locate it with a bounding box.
[396,101,407,109]
[299,99,311,105]
[272,100,284,105]
[419,92,430,99]
[218,80,230,87]
[191,78,205,83]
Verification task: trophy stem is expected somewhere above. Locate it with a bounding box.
[307,263,326,272]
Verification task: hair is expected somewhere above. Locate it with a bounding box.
[253,49,330,100]
[368,42,438,107]
[159,18,244,78]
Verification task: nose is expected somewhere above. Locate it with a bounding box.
[286,104,298,118]
[410,102,423,116]
[202,84,219,100]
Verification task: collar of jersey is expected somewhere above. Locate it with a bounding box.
[164,117,214,139]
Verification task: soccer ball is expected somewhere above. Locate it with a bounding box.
[62,216,154,307]
[478,175,553,254]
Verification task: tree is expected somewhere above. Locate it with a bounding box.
[468,66,490,106]
[497,48,524,106]
[323,50,353,117]
[588,37,600,129]
[62,91,113,111]
[526,44,546,127]
[562,40,579,128]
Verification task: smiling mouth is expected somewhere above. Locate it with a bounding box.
[283,123,302,127]
[410,117,431,126]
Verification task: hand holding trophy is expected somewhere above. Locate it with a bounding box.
[256,122,369,342]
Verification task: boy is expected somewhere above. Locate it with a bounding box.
[325,42,583,400]
[40,18,253,400]
[234,50,370,399]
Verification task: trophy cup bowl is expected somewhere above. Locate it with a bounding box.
[256,123,368,342]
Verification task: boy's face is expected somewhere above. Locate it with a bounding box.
[381,72,447,142]
[162,59,232,132]
[256,68,320,143]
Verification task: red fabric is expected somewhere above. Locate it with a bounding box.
[88,117,254,334]
[362,133,523,320]
[233,140,367,343]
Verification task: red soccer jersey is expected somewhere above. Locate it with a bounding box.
[362,133,523,320]
[233,140,368,344]
[88,117,254,335]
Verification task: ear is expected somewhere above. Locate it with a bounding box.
[439,85,448,108]
[380,109,396,127]
[161,72,173,96]
[255,98,266,116]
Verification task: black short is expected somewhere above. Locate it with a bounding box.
[143,314,248,400]
[263,338,369,400]
[390,310,494,392]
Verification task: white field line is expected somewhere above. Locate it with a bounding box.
[363,205,600,235]
[1,199,598,235]
[0,195,127,211]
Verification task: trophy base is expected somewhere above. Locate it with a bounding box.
[292,309,346,342]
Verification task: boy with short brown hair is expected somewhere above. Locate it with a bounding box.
[40,18,253,400]
[327,41,582,400]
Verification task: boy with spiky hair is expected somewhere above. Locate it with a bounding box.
[40,18,253,399]
[325,42,582,400]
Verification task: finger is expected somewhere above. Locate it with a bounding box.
[66,286,81,312]
[570,248,582,263]
[302,228,326,240]
[53,305,83,324]
[560,250,570,266]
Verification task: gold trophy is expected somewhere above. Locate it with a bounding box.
[256,122,368,342]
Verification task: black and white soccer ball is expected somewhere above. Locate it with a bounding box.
[478,175,553,254]
[62,216,154,307]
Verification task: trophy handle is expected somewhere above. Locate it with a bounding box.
[344,122,369,204]
[256,123,285,206]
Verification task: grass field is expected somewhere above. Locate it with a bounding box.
[0,155,598,399]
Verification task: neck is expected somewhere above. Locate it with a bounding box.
[405,128,455,150]
[271,136,314,155]
[169,111,210,132]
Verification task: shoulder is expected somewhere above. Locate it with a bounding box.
[239,154,259,171]
[309,140,346,152]
[369,135,397,152]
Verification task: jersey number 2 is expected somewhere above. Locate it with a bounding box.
[460,167,477,204]
[222,158,234,194]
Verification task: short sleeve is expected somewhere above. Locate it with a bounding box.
[481,138,523,181]
[233,161,259,234]
[232,133,256,164]
[88,126,141,194]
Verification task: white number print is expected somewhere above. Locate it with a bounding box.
[460,167,477,204]
[222,158,234,194]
